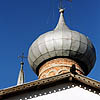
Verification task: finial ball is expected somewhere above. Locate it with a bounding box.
[59,9,64,13]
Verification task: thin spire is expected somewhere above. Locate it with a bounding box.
[55,8,70,30]
[17,62,24,85]
[55,0,72,30]
[17,53,27,85]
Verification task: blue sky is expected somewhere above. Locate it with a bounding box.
[0,0,100,89]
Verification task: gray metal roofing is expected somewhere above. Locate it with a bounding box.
[28,11,96,75]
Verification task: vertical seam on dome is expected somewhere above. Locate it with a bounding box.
[76,32,81,56]
[44,33,51,58]
[37,38,44,56]
[61,19,63,56]
[30,46,37,59]
[53,31,57,56]
[69,30,72,56]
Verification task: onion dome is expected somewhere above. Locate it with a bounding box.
[28,9,96,75]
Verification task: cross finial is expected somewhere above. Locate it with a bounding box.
[68,0,72,2]
[59,0,72,12]
[59,0,63,9]
[18,52,27,65]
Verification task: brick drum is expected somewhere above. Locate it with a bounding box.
[38,58,84,79]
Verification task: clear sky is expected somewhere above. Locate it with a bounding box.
[0,0,100,89]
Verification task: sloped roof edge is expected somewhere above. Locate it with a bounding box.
[0,72,100,99]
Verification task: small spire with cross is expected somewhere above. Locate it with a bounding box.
[18,52,27,66]
[17,52,27,85]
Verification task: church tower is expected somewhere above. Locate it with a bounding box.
[0,1,100,100]
[28,8,96,79]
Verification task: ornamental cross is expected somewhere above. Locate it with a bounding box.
[18,52,27,63]
[59,0,63,9]
[68,0,72,2]
[59,0,72,9]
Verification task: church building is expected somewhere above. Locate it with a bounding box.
[0,1,100,100]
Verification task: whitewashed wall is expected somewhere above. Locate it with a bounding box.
[5,82,100,100]
[30,86,100,100]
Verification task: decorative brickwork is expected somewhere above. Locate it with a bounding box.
[39,58,84,79]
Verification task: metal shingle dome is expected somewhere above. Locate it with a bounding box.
[28,9,96,75]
